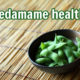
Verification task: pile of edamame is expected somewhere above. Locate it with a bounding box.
[35,35,80,67]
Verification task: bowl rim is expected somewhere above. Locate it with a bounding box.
[28,29,80,68]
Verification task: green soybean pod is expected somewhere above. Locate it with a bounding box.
[54,34,58,43]
[35,58,51,64]
[58,49,65,58]
[48,62,57,67]
[40,42,46,50]
[58,59,68,66]
[55,42,66,49]
[47,44,55,51]
[58,60,64,66]
[40,41,53,49]
[44,41,53,46]
[76,37,80,48]
[49,51,60,63]
[40,49,49,57]
[48,42,66,51]
[68,56,75,63]
[73,51,80,58]
[64,46,72,57]
[66,39,74,46]
[54,35,68,42]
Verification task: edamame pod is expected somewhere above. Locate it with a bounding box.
[58,49,65,58]
[76,37,80,48]
[40,41,54,50]
[57,59,67,66]
[54,34,58,43]
[64,46,72,57]
[40,42,47,50]
[40,49,49,57]
[54,35,68,42]
[44,41,53,46]
[66,40,74,46]
[48,62,57,67]
[73,51,80,58]
[36,58,51,64]
[48,42,66,51]
[48,44,55,51]
[68,56,75,63]
[58,60,64,66]
[49,52,60,63]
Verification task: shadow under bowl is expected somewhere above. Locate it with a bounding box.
[28,29,80,74]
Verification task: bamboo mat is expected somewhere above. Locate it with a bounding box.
[0,0,80,80]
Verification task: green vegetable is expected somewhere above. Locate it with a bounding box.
[66,40,74,46]
[40,42,45,50]
[73,51,80,58]
[48,42,66,51]
[35,35,79,67]
[58,60,64,66]
[58,59,68,66]
[40,41,53,50]
[35,58,51,64]
[40,49,48,57]
[76,37,80,48]
[40,42,48,50]
[44,41,53,46]
[64,46,73,57]
[68,56,75,63]
[49,51,60,63]
[54,35,68,43]
[49,62,57,67]
[58,49,65,58]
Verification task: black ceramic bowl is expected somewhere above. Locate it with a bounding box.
[28,29,80,74]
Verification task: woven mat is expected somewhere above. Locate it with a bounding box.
[0,0,80,80]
